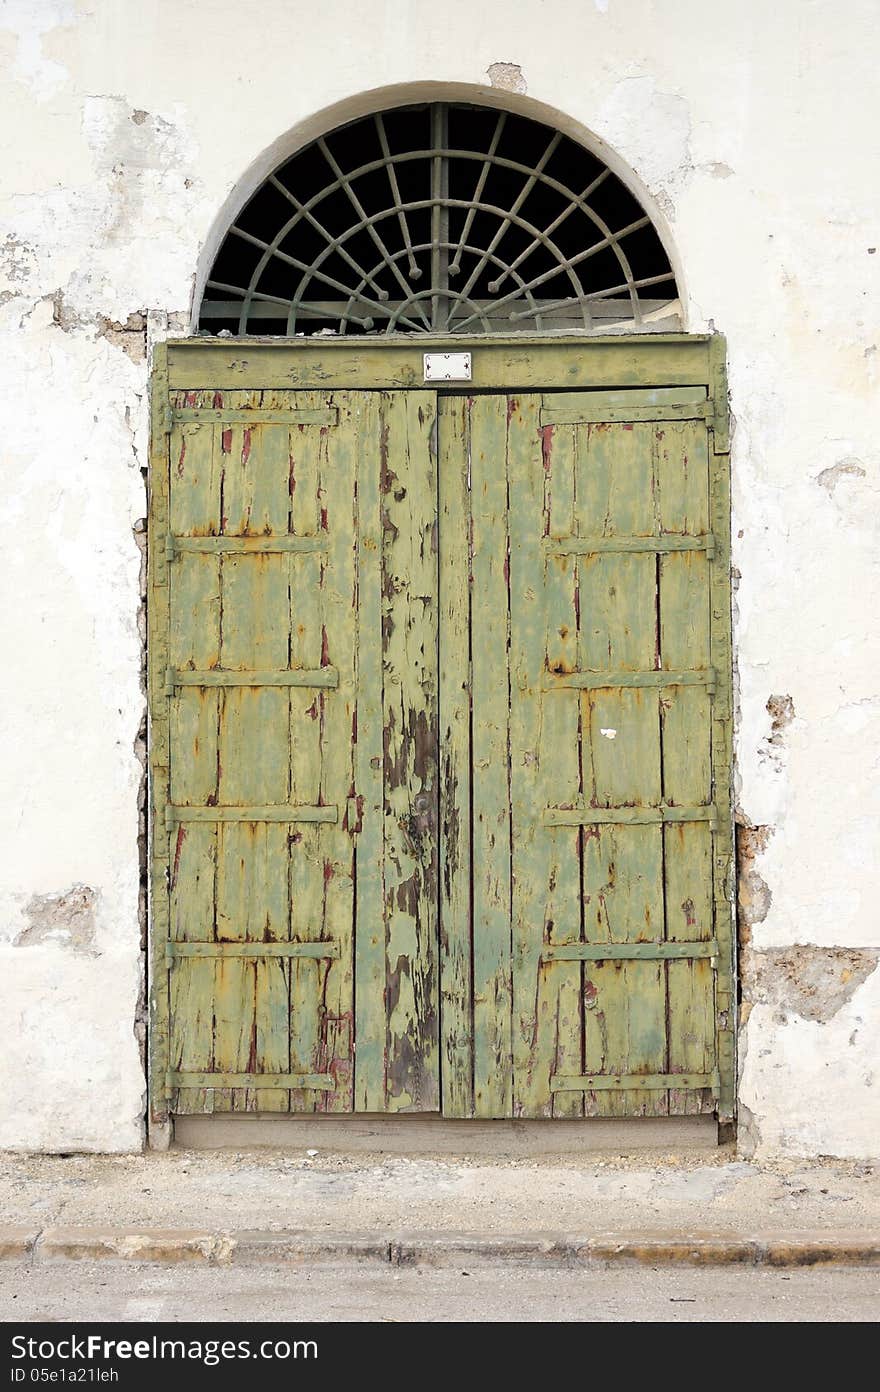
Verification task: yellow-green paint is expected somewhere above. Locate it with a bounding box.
[149,337,734,1128]
[437,396,474,1118]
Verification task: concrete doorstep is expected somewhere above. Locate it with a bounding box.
[1,1227,879,1270]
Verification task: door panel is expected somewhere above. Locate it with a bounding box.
[439,389,730,1119]
[157,387,439,1115]
[151,347,733,1128]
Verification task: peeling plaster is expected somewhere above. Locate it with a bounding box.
[597,76,692,204]
[51,292,148,363]
[486,62,527,94]
[739,964,880,1160]
[742,945,879,1025]
[0,0,75,100]
[816,458,867,493]
[15,885,99,955]
[0,232,37,290]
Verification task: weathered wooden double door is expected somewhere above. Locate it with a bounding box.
[149,339,734,1127]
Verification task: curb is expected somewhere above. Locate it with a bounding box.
[2,1227,879,1269]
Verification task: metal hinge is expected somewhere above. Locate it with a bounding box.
[153,533,176,589]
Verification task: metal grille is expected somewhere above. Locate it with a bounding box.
[200,102,679,336]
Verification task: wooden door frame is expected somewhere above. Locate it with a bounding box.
[147,333,734,1139]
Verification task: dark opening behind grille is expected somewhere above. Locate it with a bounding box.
[200,102,678,336]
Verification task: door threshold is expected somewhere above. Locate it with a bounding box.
[173,1113,718,1155]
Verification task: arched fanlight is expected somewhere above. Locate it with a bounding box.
[200,102,679,336]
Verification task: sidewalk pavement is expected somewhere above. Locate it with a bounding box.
[0,1145,878,1268]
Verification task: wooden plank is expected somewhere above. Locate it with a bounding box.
[147,343,173,1130]
[170,668,338,689]
[167,336,713,393]
[470,395,513,1117]
[171,535,325,555]
[316,392,358,1112]
[544,669,715,690]
[248,393,299,1115]
[167,396,222,1116]
[381,391,440,1110]
[708,341,736,1118]
[542,386,708,412]
[544,941,718,961]
[576,419,667,1118]
[172,408,337,425]
[353,393,386,1112]
[709,332,731,454]
[170,941,340,959]
[169,1072,334,1089]
[543,806,716,826]
[215,397,292,1112]
[551,1072,715,1092]
[540,422,583,1119]
[169,805,337,823]
[508,394,553,1118]
[287,393,334,1113]
[546,535,712,555]
[541,404,711,426]
[658,420,715,1114]
[438,395,474,1118]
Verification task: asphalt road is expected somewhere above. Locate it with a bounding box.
[1,1261,878,1322]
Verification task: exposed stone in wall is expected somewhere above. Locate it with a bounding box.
[96,313,147,363]
[742,945,879,1025]
[736,822,773,942]
[51,291,147,362]
[15,886,99,955]
[736,1099,761,1156]
[486,62,527,94]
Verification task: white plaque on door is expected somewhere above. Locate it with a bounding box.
[423,352,472,382]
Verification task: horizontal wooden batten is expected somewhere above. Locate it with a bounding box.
[550,1072,718,1093]
[165,804,338,827]
[543,805,718,828]
[166,667,338,691]
[166,335,713,392]
[167,1072,335,1091]
[543,668,715,691]
[542,940,718,962]
[171,407,338,426]
[166,941,340,961]
[166,534,326,558]
[547,385,706,406]
[541,405,711,426]
[544,533,714,556]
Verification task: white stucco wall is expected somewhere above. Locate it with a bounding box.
[0,0,877,1157]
